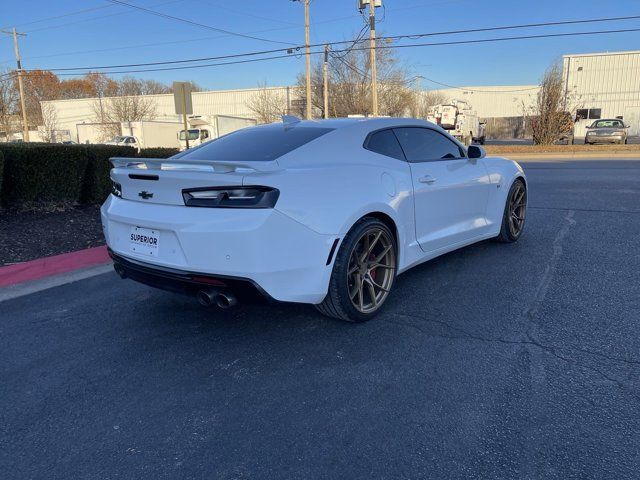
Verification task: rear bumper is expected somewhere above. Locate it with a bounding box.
[101,195,337,304]
[109,249,272,303]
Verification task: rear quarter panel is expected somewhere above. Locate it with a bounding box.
[244,127,420,270]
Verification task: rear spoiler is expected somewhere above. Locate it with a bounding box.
[109,157,281,173]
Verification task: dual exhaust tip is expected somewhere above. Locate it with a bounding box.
[197,289,238,309]
[114,263,237,309]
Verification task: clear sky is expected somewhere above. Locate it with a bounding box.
[1,0,639,90]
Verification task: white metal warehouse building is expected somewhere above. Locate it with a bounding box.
[37,49,640,142]
[563,50,640,137]
[41,86,295,143]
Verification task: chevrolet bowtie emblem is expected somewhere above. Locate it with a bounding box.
[138,191,154,199]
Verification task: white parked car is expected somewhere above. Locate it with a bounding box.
[102,117,527,322]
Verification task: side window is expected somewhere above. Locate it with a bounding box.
[364,129,405,160]
[201,130,209,140]
[392,127,465,162]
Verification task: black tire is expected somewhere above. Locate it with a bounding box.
[496,179,527,243]
[315,217,397,322]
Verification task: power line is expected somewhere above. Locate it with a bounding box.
[15,11,639,62]
[380,14,640,43]
[22,0,187,34]
[21,14,640,72]
[19,16,640,75]
[104,0,296,45]
[10,25,640,78]
[198,0,301,27]
[0,3,115,30]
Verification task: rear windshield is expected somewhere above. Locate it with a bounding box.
[178,125,334,162]
[591,119,624,128]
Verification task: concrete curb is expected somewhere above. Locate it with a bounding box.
[0,246,109,288]
[0,263,113,303]
[498,152,640,160]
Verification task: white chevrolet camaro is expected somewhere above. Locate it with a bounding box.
[102,117,527,322]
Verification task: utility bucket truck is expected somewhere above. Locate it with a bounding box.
[178,115,257,150]
[427,100,485,145]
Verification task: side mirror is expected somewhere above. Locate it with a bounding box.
[467,145,486,159]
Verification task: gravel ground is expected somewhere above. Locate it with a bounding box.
[0,205,104,266]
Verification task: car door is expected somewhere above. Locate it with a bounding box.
[392,127,491,253]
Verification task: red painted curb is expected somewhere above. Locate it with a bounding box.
[0,246,111,288]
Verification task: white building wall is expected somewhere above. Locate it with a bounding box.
[428,85,540,118]
[563,50,640,137]
[42,86,293,142]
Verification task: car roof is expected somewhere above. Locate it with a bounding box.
[261,117,435,132]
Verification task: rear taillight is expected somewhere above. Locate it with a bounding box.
[111,181,122,198]
[182,186,279,208]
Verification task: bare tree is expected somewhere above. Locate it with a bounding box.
[531,62,576,145]
[40,102,59,142]
[247,83,288,124]
[0,69,19,141]
[411,91,446,119]
[298,40,415,118]
[91,76,158,140]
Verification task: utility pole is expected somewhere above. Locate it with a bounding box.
[2,28,29,141]
[304,0,312,120]
[414,75,424,116]
[323,44,329,119]
[368,0,378,117]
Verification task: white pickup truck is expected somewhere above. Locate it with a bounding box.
[105,135,141,152]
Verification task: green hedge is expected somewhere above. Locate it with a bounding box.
[0,143,180,209]
[137,147,179,158]
[80,145,137,204]
[1,144,88,207]
[0,150,4,201]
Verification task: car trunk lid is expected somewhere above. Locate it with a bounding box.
[110,157,280,206]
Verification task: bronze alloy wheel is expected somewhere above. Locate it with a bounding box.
[346,227,396,314]
[508,181,527,238]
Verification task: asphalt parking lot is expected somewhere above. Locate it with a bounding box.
[2,157,640,479]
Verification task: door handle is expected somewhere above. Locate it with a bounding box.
[419,175,437,184]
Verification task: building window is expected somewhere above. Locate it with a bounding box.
[576,108,601,120]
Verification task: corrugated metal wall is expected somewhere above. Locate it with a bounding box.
[428,85,540,118]
[563,51,640,137]
[564,50,640,116]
